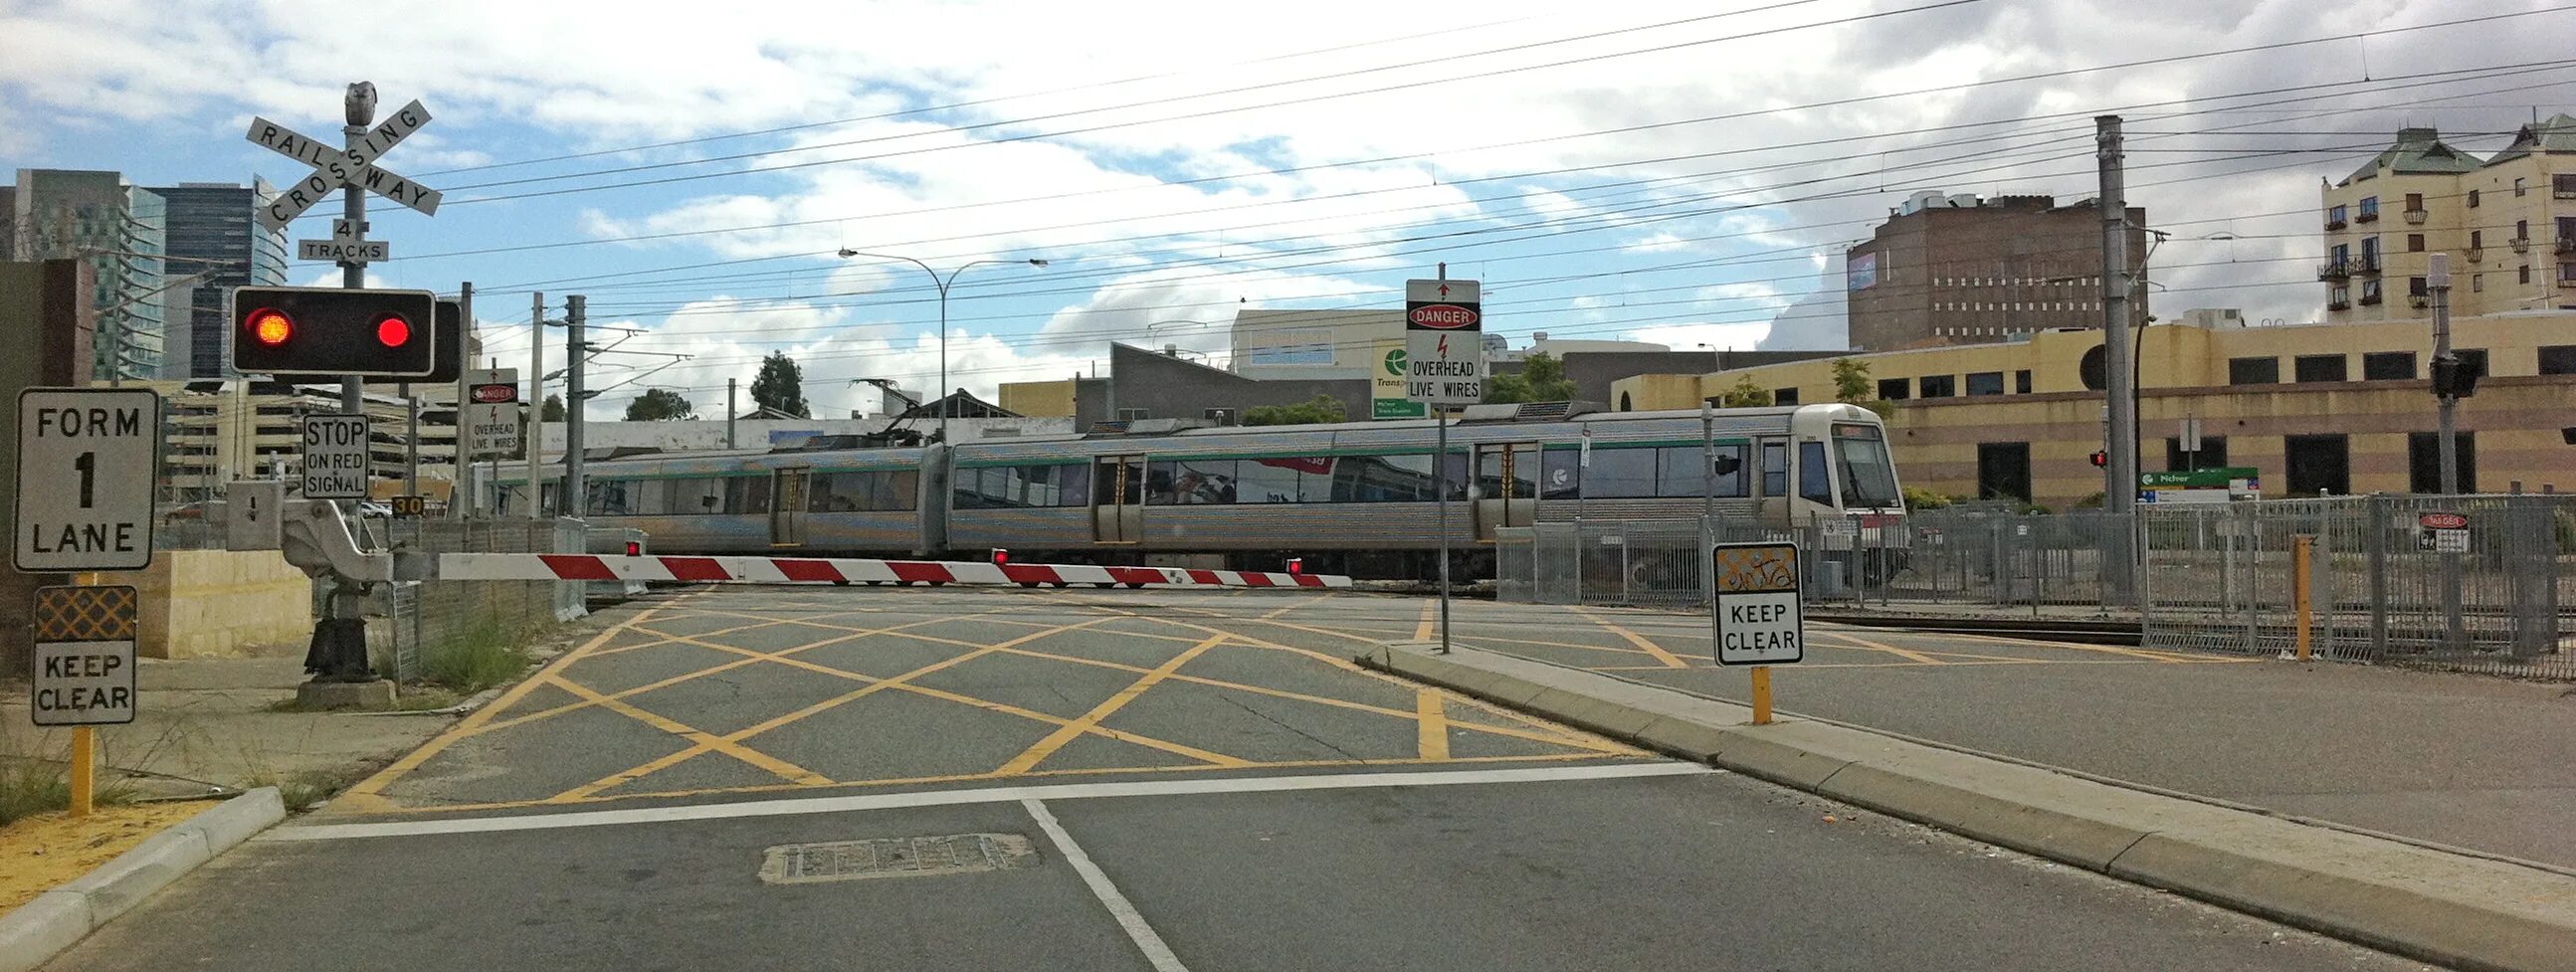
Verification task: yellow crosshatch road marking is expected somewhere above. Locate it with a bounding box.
[1821,632,1946,666]
[1572,607,1690,669]
[1414,600,1437,640]
[343,590,1649,815]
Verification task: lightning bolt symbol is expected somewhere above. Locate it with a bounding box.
[1438,335,1450,356]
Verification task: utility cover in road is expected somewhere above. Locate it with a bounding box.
[301,414,371,499]
[1712,542,1803,666]
[13,387,161,572]
[465,368,521,457]
[29,585,138,726]
[1405,278,1483,406]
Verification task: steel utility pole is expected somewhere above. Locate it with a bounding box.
[726,377,739,449]
[455,282,475,517]
[565,294,587,521]
[527,292,544,520]
[2096,114,2139,601]
[2431,253,2459,492]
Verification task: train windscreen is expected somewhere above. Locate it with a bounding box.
[1832,424,1901,508]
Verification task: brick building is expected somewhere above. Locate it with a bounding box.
[1845,191,2150,351]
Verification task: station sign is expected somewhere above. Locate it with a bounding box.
[2138,467,2261,504]
[29,585,138,726]
[1404,279,1482,406]
[13,388,161,572]
[1372,343,1426,419]
[300,414,372,499]
[1711,542,1803,666]
[465,368,523,457]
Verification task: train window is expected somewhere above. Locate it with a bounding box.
[1092,461,1144,506]
[1657,445,1747,497]
[668,478,724,514]
[1339,454,1432,502]
[1539,450,1579,499]
[880,470,922,511]
[1171,459,1237,504]
[731,476,771,514]
[811,472,868,512]
[1582,448,1656,498]
[1237,457,1315,503]
[585,481,631,516]
[1761,442,1790,496]
[1832,425,1901,507]
[1144,462,1180,504]
[1050,465,1088,507]
[1799,442,1835,504]
[953,468,995,509]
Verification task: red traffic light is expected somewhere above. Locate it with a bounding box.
[2089,451,2109,468]
[375,314,413,347]
[247,307,294,347]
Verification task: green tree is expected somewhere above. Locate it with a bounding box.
[538,393,565,423]
[1484,351,1581,404]
[1243,395,1347,426]
[1830,357,1896,418]
[624,388,696,421]
[750,351,809,418]
[1713,375,1773,408]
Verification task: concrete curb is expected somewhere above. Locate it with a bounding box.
[0,787,286,972]
[1361,642,2576,972]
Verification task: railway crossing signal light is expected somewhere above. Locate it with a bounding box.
[229,286,438,378]
[2089,451,2109,468]
[1286,557,1305,576]
[991,548,1010,566]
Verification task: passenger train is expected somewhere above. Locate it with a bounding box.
[486,402,1909,581]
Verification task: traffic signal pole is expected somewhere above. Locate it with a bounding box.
[308,82,382,688]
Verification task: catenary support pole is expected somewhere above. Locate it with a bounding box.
[455,282,475,517]
[527,291,543,520]
[565,294,587,523]
[2096,113,2138,606]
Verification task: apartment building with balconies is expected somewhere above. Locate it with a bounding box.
[2321,116,2576,322]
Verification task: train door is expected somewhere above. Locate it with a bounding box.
[1091,455,1145,544]
[1472,442,1537,542]
[769,468,810,547]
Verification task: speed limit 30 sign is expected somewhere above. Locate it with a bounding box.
[14,388,162,572]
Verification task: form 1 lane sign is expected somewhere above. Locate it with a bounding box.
[1712,541,1803,666]
[13,388,162,572]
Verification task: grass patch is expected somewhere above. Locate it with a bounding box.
[418,618,534,694]
[243,769,348,813]
[0,757,139,826]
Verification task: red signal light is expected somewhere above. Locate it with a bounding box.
[624,540,642,557]
[375,314,413,347]
[2089,451,2109,468]
[1286,557,1304,575]
[991,548,1010,565]
[247,308,294,347]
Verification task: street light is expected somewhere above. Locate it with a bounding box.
[836,250,1048,443]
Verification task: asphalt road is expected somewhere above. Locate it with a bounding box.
[46,587,2435,972]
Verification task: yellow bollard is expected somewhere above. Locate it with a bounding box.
[70,726,95,818]
[2292,534,2314,662]
[1750,666,1774,725]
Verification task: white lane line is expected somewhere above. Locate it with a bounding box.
[1024,798,1190,972]
[266,762,1707,843]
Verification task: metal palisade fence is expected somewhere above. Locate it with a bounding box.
[2139,494,2571,678]
[1495,495,2573,679]
[378,517,589,682]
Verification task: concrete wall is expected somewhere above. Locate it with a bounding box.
[2,259,95,672]
[97,550,311,660]
[1081,343,1369,428]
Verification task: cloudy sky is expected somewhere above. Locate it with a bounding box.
[7,0,2572,418]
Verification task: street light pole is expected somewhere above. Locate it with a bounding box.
[838,251,1047,444]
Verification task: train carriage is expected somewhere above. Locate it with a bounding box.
[484,402,1906,581]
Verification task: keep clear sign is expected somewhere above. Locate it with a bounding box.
[1712,542,1804,666]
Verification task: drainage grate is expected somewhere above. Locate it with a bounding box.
[758,834,1038,884]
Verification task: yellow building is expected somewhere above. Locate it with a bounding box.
[998,376,1077,418]
[1612,313,2576,508]
[2320,116,2576,321]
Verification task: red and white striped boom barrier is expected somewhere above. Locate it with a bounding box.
[436,553,1350,589]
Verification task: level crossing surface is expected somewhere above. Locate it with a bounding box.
[44,587,2434,972]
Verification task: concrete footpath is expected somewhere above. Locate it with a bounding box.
[1361,642,2576,972]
